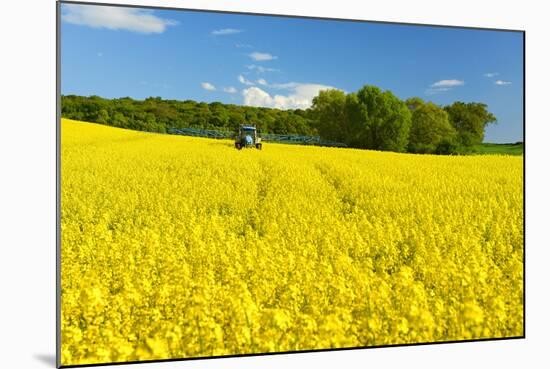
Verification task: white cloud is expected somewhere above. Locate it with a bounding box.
[62,4,177,34]
[430,79,465,88]
[238,75,255,86]
[223,86,238,93]
[257,78,268,86]
[426,79,464,95]
[495,80,512,85]
[249,52,277,61]
[211,28,242,36]
[243,83,338,110]
[246,64,279,73]
[484,72,499,78]
[201,82,216,91]
[243,87,273,107]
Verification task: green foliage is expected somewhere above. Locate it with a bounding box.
[405,97,425,111]
[61,95,318,136]
[444,102,497,146]
[312,85,412,152]
[408,102,457,154]
[355,86,412,152]
[311,89,362,144]
[311,87,497,155]
[435,137,463,155]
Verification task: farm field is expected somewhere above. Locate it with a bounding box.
[61,119,524,366]
[474,143,524,156]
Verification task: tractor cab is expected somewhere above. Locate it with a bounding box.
[235,125,262,150]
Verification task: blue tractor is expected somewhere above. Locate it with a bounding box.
[235,125,262,150]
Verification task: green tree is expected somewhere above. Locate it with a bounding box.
[405,97,425,111]
[311,89,363,144]
[111,112,128,128]
[355,85,412,152]
[96,109,110,124]
[444,102,496,146]
[408,102,456,153]
[311,89,348,142]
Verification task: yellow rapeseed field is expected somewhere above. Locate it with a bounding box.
[61,118,523,365]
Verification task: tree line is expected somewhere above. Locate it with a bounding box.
[61,95,318,136]
[312,86,496,154]
[61,85,497,155]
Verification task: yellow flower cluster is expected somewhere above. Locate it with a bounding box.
[61,119,523,366]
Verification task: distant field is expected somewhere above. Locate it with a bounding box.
[474,143,524,156]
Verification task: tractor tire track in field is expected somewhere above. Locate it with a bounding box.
[240,158,274,238]
[314,161,358,217]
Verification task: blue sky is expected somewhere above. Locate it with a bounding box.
[61,3,524,143]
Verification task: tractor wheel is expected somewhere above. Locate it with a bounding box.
[235,143,242,150]
[256,143,262,150]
